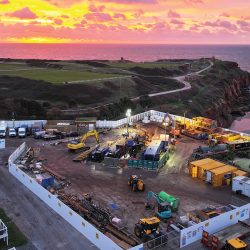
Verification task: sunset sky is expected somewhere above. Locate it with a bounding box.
[0,0,250,44]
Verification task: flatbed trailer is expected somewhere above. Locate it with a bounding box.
[202,221,250,250]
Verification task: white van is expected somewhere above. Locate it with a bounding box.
[0,125,7,138]
[18,127,26,138]
[9,128,17,137]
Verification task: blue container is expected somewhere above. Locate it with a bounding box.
[127,140,136,147]
[41,176,54,188]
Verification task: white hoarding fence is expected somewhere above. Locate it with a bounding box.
[0,139,5,149]
[180,204,250,248]
[8,143,124,250]
[0,219,8,246]
[0,120,47,128]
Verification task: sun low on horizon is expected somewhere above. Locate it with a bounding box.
[0,0,250,44]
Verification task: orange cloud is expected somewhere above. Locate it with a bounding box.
[0,0,250,44]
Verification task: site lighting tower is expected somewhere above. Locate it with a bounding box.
[162,118,168,146]
[126,109,131,135]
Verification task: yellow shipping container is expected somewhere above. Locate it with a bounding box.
[233,169,248,177]
[189,158,215,178]
[206,165,237,187]
[198,161,225,179]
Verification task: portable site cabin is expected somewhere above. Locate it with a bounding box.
[198,161,226,179]
[205,165,237,187]
[189,158,215,178]
[233,169,248,178]
[232,176,250,197]
[144,140,165,161]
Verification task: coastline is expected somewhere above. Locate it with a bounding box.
[230,112,250,134]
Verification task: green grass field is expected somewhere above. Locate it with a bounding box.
[0,63,30,71]
[0,68,122,84]
[107,61,182,69]
[0,208,27,249]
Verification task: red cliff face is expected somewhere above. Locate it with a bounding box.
[206,74,250,127]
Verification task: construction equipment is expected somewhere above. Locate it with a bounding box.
[128,175,145,192]
[146,192,173,220]
[202,221,250,250]
[162,113,180,138]
[90,147,110,162]
[147,191,179,213]
[134,217,162,242]
[226,238,247,250]
[67,130,99,151]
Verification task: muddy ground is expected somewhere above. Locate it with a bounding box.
[14,123,248,235]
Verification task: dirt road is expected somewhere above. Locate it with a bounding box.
[62,60,213,113]
[0,143,98,250]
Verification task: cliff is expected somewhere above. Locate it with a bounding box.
[151,60,250,127]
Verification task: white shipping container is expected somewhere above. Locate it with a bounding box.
[232,176,250,197]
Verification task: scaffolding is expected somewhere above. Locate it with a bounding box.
[0,219,8,246]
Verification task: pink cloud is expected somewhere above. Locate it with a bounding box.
[88,4,105,12]
[113,13,126,20]
[0,0,9,4]
[75,19,88,28]
[54,18,63,25]
[8,7,37,19]
[170,19,184,25]
[183,0,203,4]
[84,13,112,22]
[204,20,237,31]
[220,13,230,17]
[101,0,156,3]
[237,20,250,31]
[133,9,144,18]
[168,10,181,18]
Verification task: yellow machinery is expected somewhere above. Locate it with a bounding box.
[202,221,250,250]
[227,238,247,250]
[192,117,217,129]
[128,175,145,192]
[67,130,99,151]
[134,217,161,242]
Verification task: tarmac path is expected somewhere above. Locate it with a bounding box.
[0,145,98,250]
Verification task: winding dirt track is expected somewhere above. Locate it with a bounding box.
[62,61,213,113]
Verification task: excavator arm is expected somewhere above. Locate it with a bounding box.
[67,130,99,151]
[146,191,172,220]
[80,130,99,144]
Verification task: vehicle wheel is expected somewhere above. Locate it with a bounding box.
[134,224,143,238]
[142,183,145,191]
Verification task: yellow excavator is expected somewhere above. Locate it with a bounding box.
[67,130,99,151]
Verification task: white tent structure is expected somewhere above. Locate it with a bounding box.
[0,219,8,246]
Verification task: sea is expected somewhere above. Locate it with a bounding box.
[0,43,250,72]
[1,43,249,131]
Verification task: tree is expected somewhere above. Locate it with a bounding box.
[139,95,152,108]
